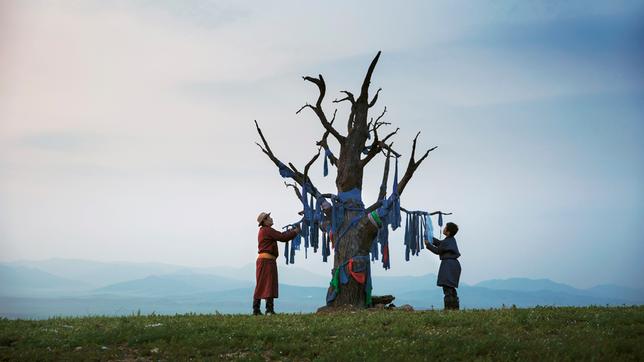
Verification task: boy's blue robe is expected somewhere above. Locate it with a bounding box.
[426,236,461,288]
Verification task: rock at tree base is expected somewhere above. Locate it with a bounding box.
[371,295,395,305]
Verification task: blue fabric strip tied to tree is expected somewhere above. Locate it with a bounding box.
[404,213,410,261]
[292,232,302,251]
[321,231,329,262]
[289,239,296,264]
[282,223,302,264]
[308,194,318,254]
[330,197,345,242]
[390,157,401,230]
[333,188,366,249]
[326,255,372,306]
[323,149,333,177]
[425,214,434,240]
[282,187,370,265]
[402,209,434,262]
[370,234,379,261]
[277,161,295,179]
[284,241,289,265]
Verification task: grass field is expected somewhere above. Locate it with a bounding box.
[1,306,642,361]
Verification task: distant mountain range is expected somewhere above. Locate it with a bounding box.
[1,259,642,319]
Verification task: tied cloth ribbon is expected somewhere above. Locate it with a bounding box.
[404,210,427,261]
[367,156,402,269]
[283,223,302,265]
[327,255,372,306]
[322,149,334,177]
[282,187,364,265]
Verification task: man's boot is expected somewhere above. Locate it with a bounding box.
[265,298,275,315]
[252,299,262,316]
[453,296,460,310]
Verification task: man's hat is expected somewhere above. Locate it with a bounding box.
[257,212,271,226]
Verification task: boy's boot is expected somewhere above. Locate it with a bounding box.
[443,295,451,310]
[252,299,262,316]
[265,298,275,315]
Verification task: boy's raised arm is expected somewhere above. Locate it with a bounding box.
[424,239,440,255]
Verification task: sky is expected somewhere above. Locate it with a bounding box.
[1,0,643,288]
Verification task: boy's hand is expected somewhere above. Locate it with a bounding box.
[294,226,301,234]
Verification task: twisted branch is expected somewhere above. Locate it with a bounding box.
[299,75,345,144]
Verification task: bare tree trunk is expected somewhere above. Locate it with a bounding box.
[328,214,378,306]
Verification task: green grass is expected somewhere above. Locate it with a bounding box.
[1,306,643,361]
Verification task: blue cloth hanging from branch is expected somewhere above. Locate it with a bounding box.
[292,233,301,251]
[322,231,330,262]
[390,157,401,230]
[282,223,302,264]
[278,161,295,179]
[401,209,436,262]
[323,149,333,177]
[289,239,296,264]
[284,241,289,265]
[370,235,379,261]
[425,214,434,241]
[404,213,411,261]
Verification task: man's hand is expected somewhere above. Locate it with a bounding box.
[423,239,430,248]
[294,226,302,234]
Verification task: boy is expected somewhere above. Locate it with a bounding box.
[424,222,461,310]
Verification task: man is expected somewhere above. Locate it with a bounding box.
[254,212,300,315]
[424,222,461,310]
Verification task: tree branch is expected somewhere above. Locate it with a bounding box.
[377,148,392,201]
[295,103,315,115]
[361,123,400,167]
[400,207,452,216]
[361,107,386,167]
[381,127,399,143]
[300,75,345,144]
[284,181,302,200]
[333,91,355,105]
[364,132,437,212]
[254,120,323,198]
[396,132,437,196]
[359,51,382,102]
[368,88,382,108]
[303,147,322,182]
[316,109,339,166]
[373,107,388,128]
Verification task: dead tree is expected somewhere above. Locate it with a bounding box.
[255,51,437,307]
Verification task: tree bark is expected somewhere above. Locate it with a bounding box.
[328,214,378,307]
